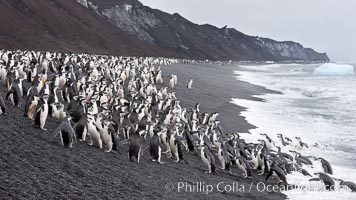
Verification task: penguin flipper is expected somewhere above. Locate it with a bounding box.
[23,99,32,117]
[159,142,165,150]
[53,123,64,137]
[210,163,216,173]
[118,139,129,146]
[34,110,41,127]
[0,97,6,113]
[266,171,273,181]
[309,178,321,182]
[223,151,230,161]
[53,121,75,139]
[204,148,215,164]
[111,133,119,151]
[5,88,14,100]
[141,144,149,156]
[62,121,76,140]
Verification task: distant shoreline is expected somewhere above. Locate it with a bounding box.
[161,62,279,133]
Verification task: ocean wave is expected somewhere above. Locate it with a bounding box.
[232,64,356,199]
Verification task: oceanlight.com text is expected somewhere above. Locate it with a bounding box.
[164,181,352,194]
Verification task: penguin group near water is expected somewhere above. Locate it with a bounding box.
[0,49,355,193]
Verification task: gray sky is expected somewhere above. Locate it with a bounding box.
[140,0,356,62]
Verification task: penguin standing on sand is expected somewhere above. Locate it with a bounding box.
[247,148,259,170]
[160,127,171,156]
[168,75,175,88]
[256,142,267,175]
[187,78,193,89]
[6,80,22,107]
[235,156,252,178]
[100,121,115,152]
[150,130,164,164]
[0,65,6,84]
[128,129,145,163]
[175,134,187,163]
[169,130,180,162]
[0,96,6,115]
[87,115,102,149]
[111,128,119,152]
[266,160,287,184]
[53,116,76,148]
[34,94,49,130]
[73,115,88,141]
[217,142,231,171]
[24,96,40,119]
[200,146,216,173]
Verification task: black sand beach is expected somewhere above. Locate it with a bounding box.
[162,62,279,133]
[0,63,286,200]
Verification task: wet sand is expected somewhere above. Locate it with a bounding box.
[161,62,279,133]
[0,63,285,200]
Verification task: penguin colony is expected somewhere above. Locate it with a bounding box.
[0,49,355,193]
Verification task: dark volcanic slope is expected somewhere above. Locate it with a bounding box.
[0,0,171,57]
[0,0,329,62]
[83,0,330,62]
[0,64,285,200]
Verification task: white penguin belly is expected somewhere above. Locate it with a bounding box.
[101,131,112,148]
[218,150,225,168]
[88,124,102,148]
[40,105,48,128]
[169,138,178,158]
[202,155,210,168]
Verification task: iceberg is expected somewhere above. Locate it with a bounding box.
[313,63,354,76]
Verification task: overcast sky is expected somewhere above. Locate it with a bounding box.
[140,0,356,62]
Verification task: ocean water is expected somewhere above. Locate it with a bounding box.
[231,63,356,199]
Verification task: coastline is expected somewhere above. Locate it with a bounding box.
[0,63,286,200]
[230,63,356,199]
[161,62,279,133]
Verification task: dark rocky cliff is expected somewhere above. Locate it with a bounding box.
[0,0,329,62]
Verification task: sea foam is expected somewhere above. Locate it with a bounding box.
[233,64,356,200]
